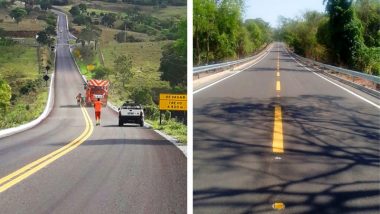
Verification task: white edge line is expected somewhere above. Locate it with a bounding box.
[287,50,380,109]
[68,32,187,157]
[193,46,271,95]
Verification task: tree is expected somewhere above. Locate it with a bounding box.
[324,0,365,67]
[128,69,170,105]
[354,0,380,47]
[113,55,133,88]
[9,8,27,25]
[101,13,116,27]
[78,3,87,13]
[72,14,91,25]
[193,0,265,65]
[0,79,11,114]
[69,5,81,16]
[36,30,52,45]
[39,0,52,10]
[174,18,186,59]
[77,25,101,49]
[0,27,5,38]
[159,43,186,87]
[45,25,56,36]
[193,0,217,65]
[93,66,111,79]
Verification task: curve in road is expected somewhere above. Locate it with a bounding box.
[0,11,186,214]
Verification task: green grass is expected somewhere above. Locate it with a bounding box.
[101,40,171,72]
[0,90,48,128]
[147,118,187,144]
[100,27,151,44]
[0,9,46,31]
[0,44,50,128]
[72,49,100,80]
[0,45,39,79]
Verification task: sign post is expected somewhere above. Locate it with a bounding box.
[159,93,187,125]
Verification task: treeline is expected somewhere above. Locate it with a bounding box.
[193,0,272,65]
[93,0,186,6]
[277,0,380,75]
[69,3,182,41]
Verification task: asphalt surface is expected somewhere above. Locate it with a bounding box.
[0,11,186,214]
[193,43,380,214]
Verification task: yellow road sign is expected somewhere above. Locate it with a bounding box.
[159,93,187,111]
[159,93,187,101]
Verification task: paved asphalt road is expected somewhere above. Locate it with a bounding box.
[0,11,186,214]
[194,43,380,214]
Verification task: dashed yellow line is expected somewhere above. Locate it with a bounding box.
[0,106,93,193]
[276,80,281,91]
[272,105,284,153]
[272,44,284,154]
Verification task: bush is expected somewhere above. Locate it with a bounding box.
[114,31,143,43]
[92,66,111,79]
[144,105,160,120]
[75,46,94,63]
[73,15,91,26]
[19,79,41,95]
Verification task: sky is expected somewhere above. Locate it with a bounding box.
[244,0,326,28]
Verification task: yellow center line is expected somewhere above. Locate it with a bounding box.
[272,44,284,154]
[0,106,93,193]
[276,80,281,91]
[272,105,284,153]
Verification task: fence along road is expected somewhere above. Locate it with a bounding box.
[193,42,379,214]
[0,11,186,214]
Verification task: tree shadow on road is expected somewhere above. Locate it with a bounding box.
[193,95,380,213]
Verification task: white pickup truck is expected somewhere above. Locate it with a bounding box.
[118,103,144,127]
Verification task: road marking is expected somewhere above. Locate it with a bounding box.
[0,106,93,193]
[276,71,280,77]
[284,48,380,109]
[193,45,272,94]
[276,80,281,91]
[272,106,284,153]
[272,202,285,210]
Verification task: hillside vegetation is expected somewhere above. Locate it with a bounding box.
[276,0,380,75]
[193,0,272,65]
[0,1,56,128]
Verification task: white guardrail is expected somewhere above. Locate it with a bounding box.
[292,53,380,85]
[193,44,272,77]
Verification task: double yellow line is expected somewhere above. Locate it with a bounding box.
[0,106,93,193]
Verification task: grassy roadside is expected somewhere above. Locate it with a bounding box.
[147,119,186,144]
[101,40,170,72]
[0,45,50,128]
[0,91,48,128]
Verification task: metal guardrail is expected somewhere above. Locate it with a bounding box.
[193,44,271,75]
[293,54,380,84]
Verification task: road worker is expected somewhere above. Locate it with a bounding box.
[76,93,82,105]
[94,98,102,126]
